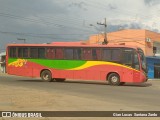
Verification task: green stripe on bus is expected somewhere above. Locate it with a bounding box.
[8,58,17,64]
[28,59,86,69]
[8,58,87,69]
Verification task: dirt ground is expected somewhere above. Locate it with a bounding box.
[0,73,159,120]
[0,83,143,111]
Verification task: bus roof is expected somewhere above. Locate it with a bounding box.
[7,42,139,49]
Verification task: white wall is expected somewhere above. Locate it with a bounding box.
[153,41,160,56]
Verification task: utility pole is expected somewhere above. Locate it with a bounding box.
[97,18,108,45]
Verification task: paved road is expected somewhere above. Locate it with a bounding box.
[0,73,160,111]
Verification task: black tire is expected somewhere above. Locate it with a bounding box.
[108,73,120,86]
[55,78,65,82]
[41,70,52,82]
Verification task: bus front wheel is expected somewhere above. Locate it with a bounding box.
[41,70,52,82]
[108,73,120,86]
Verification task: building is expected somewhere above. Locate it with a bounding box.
[87,29,160,56]
[146,57,160,79]
[87,29,160,79]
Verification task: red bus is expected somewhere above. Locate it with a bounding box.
[6,42,147,86]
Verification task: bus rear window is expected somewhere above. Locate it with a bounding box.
[9,47,17,58]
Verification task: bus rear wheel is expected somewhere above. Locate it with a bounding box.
[41,70,52,82]
[108,73,120,86]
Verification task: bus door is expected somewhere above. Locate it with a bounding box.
[122,49,140,82]
[132,51,140,82]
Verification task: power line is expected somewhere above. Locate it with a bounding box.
[0,30,84,40]
[0,29,152,44]
[2,1,159,34]
[0,6,90,25]
[0,30,90,36]
[0,12,94,33]
[1,1,160,28]
[1,1,160,40]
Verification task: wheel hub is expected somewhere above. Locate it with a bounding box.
[111,76,118,83]
[43,74,49,80]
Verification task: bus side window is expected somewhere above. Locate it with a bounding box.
[30,48,38,58]
[92,49,101,60]
[55,48,64,59]
[46,48,55,59]
[18,47,29,58]
[111,49,122,62]
[82,48,92,60]
[64,48,73,60]
[18,48,23,58]
[102,49,111,61]
[23,48,29,58]
[74,48,81,60]
[38,48,45,58]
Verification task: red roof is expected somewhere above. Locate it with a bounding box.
[7,41,138,49]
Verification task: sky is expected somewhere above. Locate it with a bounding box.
[0,0,160,51]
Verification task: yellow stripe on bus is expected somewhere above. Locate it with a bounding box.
[68,61,140,72]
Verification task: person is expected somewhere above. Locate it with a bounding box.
[1,59,6,73]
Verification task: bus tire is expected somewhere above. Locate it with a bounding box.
[41,70,52,82]
[55,78,65,82]
[108,73,120,86]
